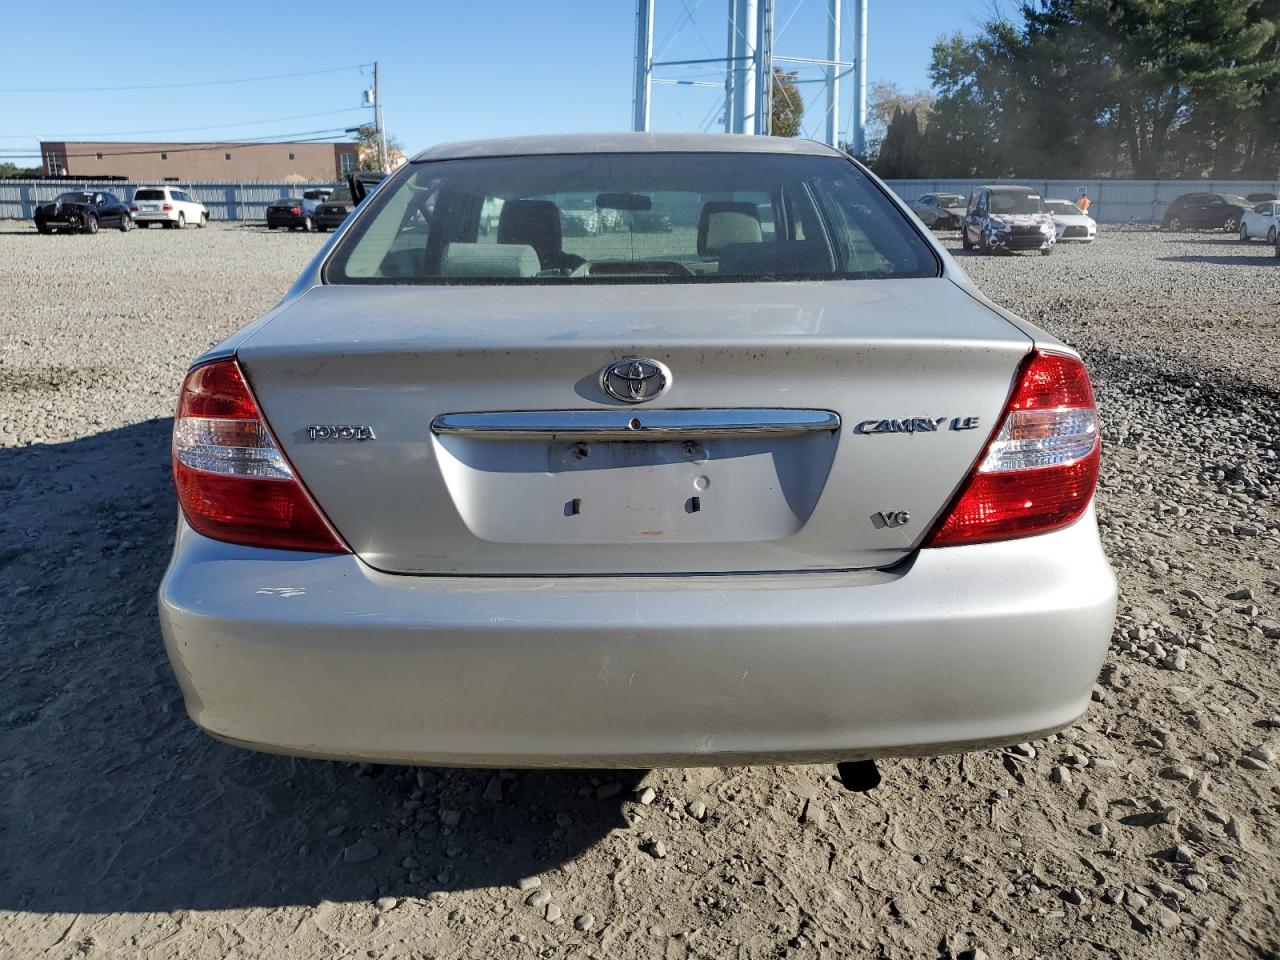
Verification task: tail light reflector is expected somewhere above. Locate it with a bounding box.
[926,350,1100,547]
[290,206,302,215]
[162,203,173,211]
[172,360,347,553]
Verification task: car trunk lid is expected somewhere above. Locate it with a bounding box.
[236,279,1031,575]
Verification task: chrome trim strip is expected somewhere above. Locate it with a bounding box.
[431,409,841,439]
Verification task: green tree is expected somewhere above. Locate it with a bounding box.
[353,124,406,171]
[864,82,935,163]
[771,69,804,137]
[0,161,41,178]
[874,108,927,178]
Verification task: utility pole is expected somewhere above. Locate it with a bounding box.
[374,61,388,172]
[633,0,654,131]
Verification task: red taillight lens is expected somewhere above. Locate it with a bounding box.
[129,204,138,212]
[162,203,173,211]
[172,360,347,553]
[926,350,1100,547]
[291,206,302,215]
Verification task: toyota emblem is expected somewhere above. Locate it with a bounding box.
[600,358,670,404]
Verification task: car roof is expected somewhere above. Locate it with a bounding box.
[412,132,844,162]
[979,184,1038,193]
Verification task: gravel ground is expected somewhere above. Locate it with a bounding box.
[1,222,1277,960]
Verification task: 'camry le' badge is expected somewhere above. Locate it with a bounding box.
[600,358,670,404]
[854,416,980,434]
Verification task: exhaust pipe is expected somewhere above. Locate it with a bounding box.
[836,760,881,792]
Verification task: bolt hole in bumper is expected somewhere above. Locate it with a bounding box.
[159,509,1115,768]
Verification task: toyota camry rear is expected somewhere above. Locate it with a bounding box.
[158,133,1116,770]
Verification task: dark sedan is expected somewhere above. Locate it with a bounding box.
[266,199,312,231]
[312,185,354,232]
[1161,193,1249,232]
[34,191,132,234]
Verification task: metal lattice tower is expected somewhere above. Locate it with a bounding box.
[633,0,867,150]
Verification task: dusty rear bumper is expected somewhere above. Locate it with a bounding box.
[159,511,1116,767]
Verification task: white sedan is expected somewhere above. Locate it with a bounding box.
[1044,199,1096,242]
[130,185,208,229]
[1239,200,1279,244]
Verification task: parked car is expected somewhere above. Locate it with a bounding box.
[560,197,599,236]
[910,192,967,229]
[311,172,387,232]
[301,188,333,217]
[160,135,1115,781]
[131,186,207,229]
[961,185,1056,255]
[1043,199,1097,243]
[1238,200,1279,244]
[33,191,132,234]
[1161,193,1248,232]
[265,198,312,231]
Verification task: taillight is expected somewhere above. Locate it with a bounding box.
[291,206,302,215]
[925,350,1100,547]
[162,203,173,211]
[172,359,347,553]
[129,204,138,212]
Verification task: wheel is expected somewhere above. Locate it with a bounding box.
[1222,215,1238,233]
[177,212,186,229]
[119,213,132,232]
[1040,245,1053,256]
[961,227,973,251]
[1167,216,1182,231]
[979,229,992,254]
[1268,226,1277,244]
[36,223,51,235]
[83,214,98,235]
[303,216,313,232]
[1240,222,1250,241]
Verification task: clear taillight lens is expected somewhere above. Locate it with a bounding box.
[926,351,1101,547]
[172,360,347,553]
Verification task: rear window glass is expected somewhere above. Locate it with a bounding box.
[303,190,330,200]
[134,189,165,200]
[325,153,939,284]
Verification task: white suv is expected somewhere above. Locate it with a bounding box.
[130,186,208,229]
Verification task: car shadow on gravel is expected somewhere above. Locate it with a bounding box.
[1158,254,1279,266]
[0,418,645,914]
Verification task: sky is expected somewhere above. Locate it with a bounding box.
[0,0,990,164]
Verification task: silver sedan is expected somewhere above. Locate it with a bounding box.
[159,133,1115,784]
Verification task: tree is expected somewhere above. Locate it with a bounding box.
[865,82,935,161]
[353,124,406,172]
[771,69,804,137]
[874,108,928,178]
[924,0,1278,178]
[0,161,41,179]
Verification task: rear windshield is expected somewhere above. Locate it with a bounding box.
[134,189,165,200]
[325,152,939,284]
[937,194,964,206]
[55,192,94,203]
[326,187,353,203]
[303,190,330,199]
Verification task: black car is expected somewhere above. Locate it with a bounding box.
[265,199,311,231]
[312,172,387,232]
[1161,193,1248,232]
[34,191,132,234]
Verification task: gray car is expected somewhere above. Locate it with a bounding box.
[159,133,1115,781]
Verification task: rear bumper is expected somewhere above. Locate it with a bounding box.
[134,211,179,222]
[159,510,1116,768]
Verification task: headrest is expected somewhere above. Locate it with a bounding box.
[698,201,762,256]
[440,243,540,278]
[498,199,563,264]
[717,240,834,278]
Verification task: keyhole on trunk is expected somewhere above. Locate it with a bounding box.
[572,443,589,460]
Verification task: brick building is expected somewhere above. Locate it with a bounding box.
[39,140,359,183]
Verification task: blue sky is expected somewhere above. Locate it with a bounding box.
[0,0,988,162]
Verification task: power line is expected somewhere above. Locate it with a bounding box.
[0,63,371,94]
[0,108,370,140]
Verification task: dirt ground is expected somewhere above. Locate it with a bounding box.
[0,223,1276,960]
